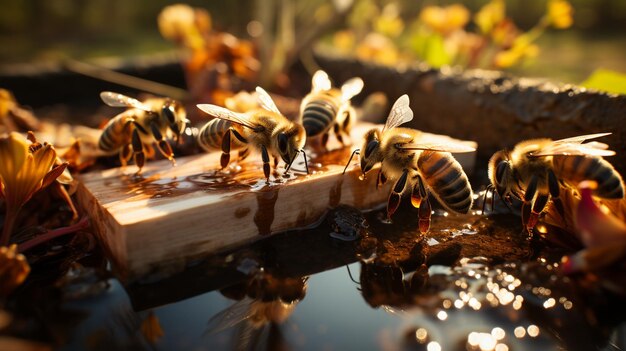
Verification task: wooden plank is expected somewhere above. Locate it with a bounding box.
[76,123,476,281]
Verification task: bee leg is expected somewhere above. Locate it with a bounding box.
[220,129,232,169]
[521,202,532,235]
[149,122,175,165]
[376,169,388,190]
[387,169,409,220]
[336,132,344,146]
[273,157,280,177]
[333,123,348,147]
[333,123,342,144]
[340,113,353,146]
[261,144,271,183]
[530,194,549,231]
[548,169,565,218]
[418,197,432,234]
[321,133,329,151]
[238,148,250,162]
[522,175,539,232]
[232,128,247,143]
[119,144,132,167]
[411,175,424,208]
[131,128,145,173]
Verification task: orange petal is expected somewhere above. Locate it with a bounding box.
[575,181,626,248]
[41,162,69,189]
[0,133,28,188]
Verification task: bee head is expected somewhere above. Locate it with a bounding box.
[162,99,187,139]
[360,128,382,175]
[488,150,512,200]
[277,124,306,165]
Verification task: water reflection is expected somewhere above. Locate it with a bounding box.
[206,267,308,350]
[4,206,626,350]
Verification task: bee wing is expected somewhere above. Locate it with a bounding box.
[100,91,151,111]
[340,77,364,103]
[197,104,259,130]
[206,298,254,334]
[312,70,332,92]
[255,86,282,115]
[530,143,616,157]
[583,141,610,150]
[382,94,413,133]
[553,132,612,144]
[398,142,476,153]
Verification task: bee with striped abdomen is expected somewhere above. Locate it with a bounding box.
[488,133,625,232]
[98,91,188,173]
[197,87,307,183]
[300,70,363,149]
[196,92,258,164]
[344,95,475,233]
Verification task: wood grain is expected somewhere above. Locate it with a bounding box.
[76,123,476,281]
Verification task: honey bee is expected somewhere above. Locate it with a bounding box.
[207,268,307,348]
[99,91,188,173]
[300,70,363,148]
[488,133,625,232]
[197,87,307,182]
[344,95,475,233]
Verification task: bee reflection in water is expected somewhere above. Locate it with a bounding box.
[355,236,430,311]
[207,267,307,350]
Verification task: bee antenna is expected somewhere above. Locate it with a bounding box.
[301,149,309,174]
[345,264,360,285]
[501,195,514,213]
[488,185,515,214]
[481,184,491,215]
[285,150,298,173]
[343,149,360,174]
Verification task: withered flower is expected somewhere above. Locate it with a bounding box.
[561,181,626,273]
[419,4,470,36]
[474,0,505,35]
[157,4,207,51]
[0,244,30,297]
[0,132,68,245]
[546,0,574,29]
[0,89,41,133]
[493,35,539,68]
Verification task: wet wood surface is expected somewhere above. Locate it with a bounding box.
[127,208,526,311]
[75,123,477,281]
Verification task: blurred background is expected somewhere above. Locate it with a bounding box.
[0,0,624,84]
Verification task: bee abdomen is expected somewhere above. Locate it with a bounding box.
[302,99,337,137]
[418,151,473,214]
[553,155,625,198]
[99,117,130,152]
[197,119,246,152]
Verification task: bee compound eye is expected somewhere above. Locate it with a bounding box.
[278,133,288,153]
[162,103,176,124]
[364,140,379,158]
[495,161,509,185]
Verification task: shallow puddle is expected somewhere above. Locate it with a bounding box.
[7,204,625,351]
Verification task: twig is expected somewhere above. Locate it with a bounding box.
[18,217,90,252]
[64,59,190,101]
